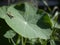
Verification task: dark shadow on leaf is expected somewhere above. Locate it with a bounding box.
[37,15,51,29]
[14,3,25,12]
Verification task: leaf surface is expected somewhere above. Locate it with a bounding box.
[4,30,16,38]
[5,3,52,39]
[0,6,7,18]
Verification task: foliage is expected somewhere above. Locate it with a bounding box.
[0,2,60,45]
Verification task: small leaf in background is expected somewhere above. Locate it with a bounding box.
[52,11,58,21]
[4,30,16,38]
[51,11,59,28]
[37,12,52,29]
[52,6,58,15]
[42,0,48,6]
[55,23,60,29]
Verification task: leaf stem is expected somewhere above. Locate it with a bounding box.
[8,38,11,44]
[11,38,16,45]
[16,35,20,45]
[22,37,26,45]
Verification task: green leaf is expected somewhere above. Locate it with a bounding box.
[4,30,16,38]
[51,11,59,28]
[25,2,37,16]
[5,3,52,39]
[37,12,52,29]
[24,2,40,24]
[42,0,48,6]
[55,23,60,29]
[0,6,7,19]
[37,9,53,28]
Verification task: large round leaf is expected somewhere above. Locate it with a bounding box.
[4,3,52,39]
